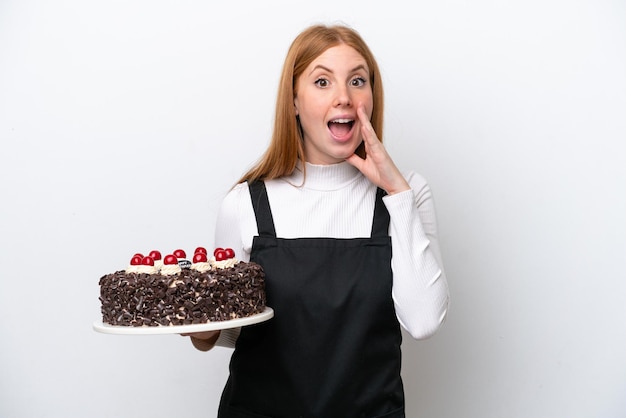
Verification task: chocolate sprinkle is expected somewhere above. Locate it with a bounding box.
[99,262,266,327]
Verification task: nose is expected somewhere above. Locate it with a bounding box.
[334,84,352,107]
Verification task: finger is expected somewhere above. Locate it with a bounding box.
[357,105,377,145]
[345,153,364,170]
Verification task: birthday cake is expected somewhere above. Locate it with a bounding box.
[98,247,266,327]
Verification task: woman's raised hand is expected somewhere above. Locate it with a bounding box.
[345,104,410,195]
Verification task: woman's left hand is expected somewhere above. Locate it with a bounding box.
[345,104,411,195]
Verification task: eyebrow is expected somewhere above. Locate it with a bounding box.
[308,64,367,76]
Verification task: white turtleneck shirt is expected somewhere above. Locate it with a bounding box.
[214,161,449,346]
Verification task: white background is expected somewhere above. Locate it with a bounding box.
[1,0,625,417]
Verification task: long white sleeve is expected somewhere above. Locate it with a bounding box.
[384,173,449,339]
[213,162,449,346]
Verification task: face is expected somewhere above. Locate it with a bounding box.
[294,44,373,165]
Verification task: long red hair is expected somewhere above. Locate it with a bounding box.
[238,24,385,184]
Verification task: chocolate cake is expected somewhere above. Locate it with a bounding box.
[98,247,266,327]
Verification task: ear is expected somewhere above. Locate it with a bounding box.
[294,96,299,116]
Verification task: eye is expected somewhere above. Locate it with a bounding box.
[314,78,330,88]
[350,76,367,87]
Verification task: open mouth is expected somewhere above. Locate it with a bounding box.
[328,118,355,138]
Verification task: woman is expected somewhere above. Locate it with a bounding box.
[187,24,449,417]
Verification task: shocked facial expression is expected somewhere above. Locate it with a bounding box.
[294,44,373,165]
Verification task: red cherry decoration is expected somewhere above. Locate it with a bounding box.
[130,255,143,265]
[213,247,224,257]
[194,247,207,255]
[173,249,186,259]
[224,248,235,259]
[148,250,162,261]
[214,249,227,261]
[133,253,144,259]
[141,256,155,266]
[164,254,178,265]
[193,252,208,263]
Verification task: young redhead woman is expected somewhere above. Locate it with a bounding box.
[185,24,449,418]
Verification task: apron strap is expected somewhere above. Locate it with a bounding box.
[248,180,277,238]
[249,180,388,239]
[371,187,390,238]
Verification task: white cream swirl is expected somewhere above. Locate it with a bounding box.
[125,265,141,273]
[136,264,158,274]
[160,263,182,276]
[191,262,212,273]
[210,256,239,269]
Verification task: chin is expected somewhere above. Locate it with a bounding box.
[332,144,359,160]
